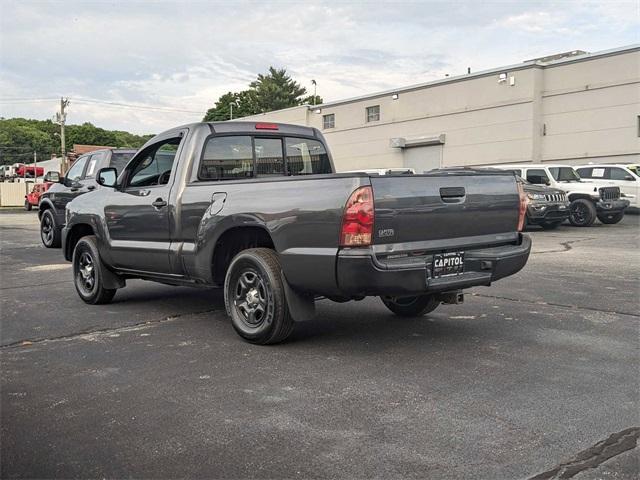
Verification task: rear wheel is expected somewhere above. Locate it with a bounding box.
[72,235,116,305]
[569,199,597,227]
[224,248,294,345]
[597,211,624,224]
[24,200,32,211]
[380,294,440,317]
[40,209,61,247]
[540,221,562,230]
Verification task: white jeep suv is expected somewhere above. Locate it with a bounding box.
[575,164,639,209]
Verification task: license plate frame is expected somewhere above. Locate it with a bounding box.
[432,251,465,278]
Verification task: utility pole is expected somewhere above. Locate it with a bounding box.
[33,151,37,182]
[311,80,317,106]
[56,97,69,173]
[229,102,234,120]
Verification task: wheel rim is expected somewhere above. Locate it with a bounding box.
[571,203,587,224]
[76,251,96,294]
[41,214,53,244]
[233,269,270,328]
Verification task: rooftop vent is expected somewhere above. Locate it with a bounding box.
[525,50,588,63]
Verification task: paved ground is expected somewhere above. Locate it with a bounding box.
[1,210,638,479]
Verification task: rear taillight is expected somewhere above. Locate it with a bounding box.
[517,182,527,231]
[340,186,374,246]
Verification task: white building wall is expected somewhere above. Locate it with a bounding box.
[244,46,640,170]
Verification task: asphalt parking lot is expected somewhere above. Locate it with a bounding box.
[1,211,638,479]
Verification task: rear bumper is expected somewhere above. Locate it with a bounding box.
[527,202,570,223]
[596,198,630,213]
[336,234,531,297]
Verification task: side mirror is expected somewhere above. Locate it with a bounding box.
[97,167,118,188]
[44,171,60,183]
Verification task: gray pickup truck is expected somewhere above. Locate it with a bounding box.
[62,121,531,344]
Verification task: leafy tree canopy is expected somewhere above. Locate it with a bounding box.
[203,67,322,122]
[0,117,152,165]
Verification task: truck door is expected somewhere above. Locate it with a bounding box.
[105,134,185,274]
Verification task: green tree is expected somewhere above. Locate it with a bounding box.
[203,90,258,122]
[0,117,152,166]
[203,67,323,121]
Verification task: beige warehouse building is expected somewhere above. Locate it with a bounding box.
[245,45,640,172]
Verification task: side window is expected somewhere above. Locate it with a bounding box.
[526,168,550,185]
[66,156,89,182]
[254,138,284,176]
[285,137,332,175]
[608,167,633,181]
[84,154,101,179]
[199,136,253,180]
[576,167,591,178]
[127,137,182,187]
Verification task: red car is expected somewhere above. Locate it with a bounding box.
[15,164,45,178]
[24,182,52,211]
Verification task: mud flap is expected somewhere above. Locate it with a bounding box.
[101,262,126,290]
[281,273,315,322]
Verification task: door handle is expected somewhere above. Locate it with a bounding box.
[87,185,96,191]
[440,187,466,203]
[152,198,167,209]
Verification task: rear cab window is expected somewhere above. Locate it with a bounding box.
[197,134,332,181]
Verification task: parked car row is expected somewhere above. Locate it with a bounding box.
[488,163,631,227]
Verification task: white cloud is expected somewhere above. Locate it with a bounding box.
[0,0,638,134]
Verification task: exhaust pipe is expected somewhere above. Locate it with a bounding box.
[440,291,464,305]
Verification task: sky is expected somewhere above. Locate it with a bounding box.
[0,0,638,135]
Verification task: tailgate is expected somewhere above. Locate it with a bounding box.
[371,171,519,250]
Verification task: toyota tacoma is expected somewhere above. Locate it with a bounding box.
[62,122,531,344]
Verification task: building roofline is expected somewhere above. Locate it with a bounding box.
[309,44,640,111]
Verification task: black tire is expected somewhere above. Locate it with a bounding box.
[72,235,116,305]
[540,221,562,230]
[569,199,597,227]
[380,294,440,317]
[40,209,61,248]
[597,211,624,224]
[24,200,32,211]
[224,248,294,345]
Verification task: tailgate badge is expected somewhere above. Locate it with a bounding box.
[378,228,395,238]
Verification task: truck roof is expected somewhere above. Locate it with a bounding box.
[153,121,320,139]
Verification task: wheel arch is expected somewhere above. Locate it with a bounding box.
[568,193,595,203]
[38,198,54,219]
[211,225,275,286]
[64,223,96,262]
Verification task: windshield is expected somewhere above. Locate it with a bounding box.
[628,165,639,175]
[549,167,581,182]
[109,152,136,174]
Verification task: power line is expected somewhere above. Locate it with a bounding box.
[71,97,205,114]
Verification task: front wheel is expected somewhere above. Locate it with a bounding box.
[380,294,440,317]
[569,199,597,227]
[224,248,294,345]
[597,211,624,224]
[40,210,61,247]
[72,235,116,305]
